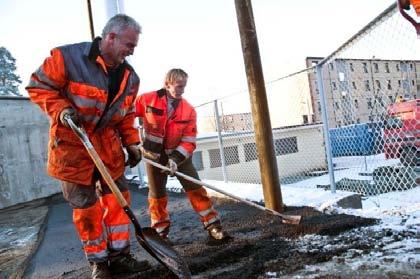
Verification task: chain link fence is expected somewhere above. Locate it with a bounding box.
[127,3,418,197]
[190,3,419,196]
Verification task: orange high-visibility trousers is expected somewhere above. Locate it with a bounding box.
[73,201,108,262]
[100,191,131,256]
[148,196,170,236]
[147,154,220,235]
[185,187,219,228]
[62,176,132,262]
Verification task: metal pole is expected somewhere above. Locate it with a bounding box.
[86,0,95,40]
[214,100,228,182]
[234,0,283,212]
[315,64,337,193]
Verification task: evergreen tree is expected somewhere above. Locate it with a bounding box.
[0,47,22,96]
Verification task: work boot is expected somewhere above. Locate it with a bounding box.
[109,254,151,274]
[158,233,174,246]
[206,222,230,241]
[157,226,170,239]
[89,261,112,279]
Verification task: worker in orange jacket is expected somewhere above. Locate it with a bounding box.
[26,14,150,279]
[401,0,420,15]
[135,68,230,242]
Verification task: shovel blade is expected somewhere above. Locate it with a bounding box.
[135,227,191,279]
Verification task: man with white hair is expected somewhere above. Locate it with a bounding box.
[27,14,149,279]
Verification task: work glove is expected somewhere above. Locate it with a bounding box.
[140,146,160,162]
[166,158,178,177]
[59,107,80,128]
[126,144,142,167]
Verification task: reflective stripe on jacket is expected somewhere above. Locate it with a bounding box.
[135,89,197,160]
[26,40,140,185]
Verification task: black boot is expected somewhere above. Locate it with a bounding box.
[109,254,151,274]
[90,261,112,279]
[206,222,231,241]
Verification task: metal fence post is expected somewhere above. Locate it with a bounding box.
[214,100,228,182]
[316,64,337,193]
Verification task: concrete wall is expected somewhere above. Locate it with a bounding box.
[0,97,60,209]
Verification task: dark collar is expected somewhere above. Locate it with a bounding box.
[157,88,167,98]
[88,37,102,62]
[87,37,133,72]
[156,89,181,107]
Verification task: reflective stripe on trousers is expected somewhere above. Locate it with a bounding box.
[73,200,108,262]
[148,196,170,233]
[100,191,131,252]
[186,187,220,227]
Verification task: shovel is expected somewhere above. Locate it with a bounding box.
[143,158,302,225]
[65,116,191,279]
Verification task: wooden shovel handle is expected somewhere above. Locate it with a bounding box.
[65,116,127,208]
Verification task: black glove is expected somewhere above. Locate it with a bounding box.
[126,144,142,167]
[59,107,80,128]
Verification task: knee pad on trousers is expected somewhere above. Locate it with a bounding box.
[61,182,97,209]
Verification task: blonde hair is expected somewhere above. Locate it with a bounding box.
[165,68,188,84]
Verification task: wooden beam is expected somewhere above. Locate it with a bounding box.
[234,0,283,211]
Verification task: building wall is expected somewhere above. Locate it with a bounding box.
[221,112,253,132]
[0,97,59,209]
[194,124,326,184]
[306,58,419,128]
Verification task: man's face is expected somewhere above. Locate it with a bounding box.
[166,78,188,99]
[109,27,139,66]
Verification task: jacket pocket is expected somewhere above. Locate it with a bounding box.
[146,106,164,116]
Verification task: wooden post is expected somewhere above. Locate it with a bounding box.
[234,0,283,211]
[87,0,95,40]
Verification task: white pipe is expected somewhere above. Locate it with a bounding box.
[104,0,125,19]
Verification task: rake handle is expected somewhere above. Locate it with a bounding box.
[143,158,301,224]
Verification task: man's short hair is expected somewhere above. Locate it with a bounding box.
[165,68,188,84]
[101,14,142,37]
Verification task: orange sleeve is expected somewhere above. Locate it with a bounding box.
[118,110,140,146]
[118,83,141,147]
[177,107,197,157]
[25,48,71,121]
[134,93,146,118]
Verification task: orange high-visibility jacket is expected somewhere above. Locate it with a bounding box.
[412,0,420,15]
[26,40,140,185]
[135,89,197,161]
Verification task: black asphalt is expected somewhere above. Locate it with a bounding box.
[23,185,173,279]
